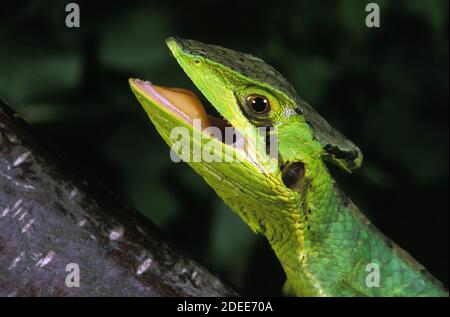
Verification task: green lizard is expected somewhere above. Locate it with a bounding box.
[129,37,448,297]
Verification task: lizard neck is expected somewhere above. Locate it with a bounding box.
[267,160,448,296]
[265,159,343,296]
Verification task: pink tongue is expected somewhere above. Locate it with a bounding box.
[153,85,210,130]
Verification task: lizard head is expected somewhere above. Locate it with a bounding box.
[129,37,362,233]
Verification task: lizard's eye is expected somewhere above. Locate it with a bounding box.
[246,95,270,114]
[237,88,279,124]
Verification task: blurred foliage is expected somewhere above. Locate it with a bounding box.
[0,0,448,295]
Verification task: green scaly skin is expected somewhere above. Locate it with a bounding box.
[129,37,448,297]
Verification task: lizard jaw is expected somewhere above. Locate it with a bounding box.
[129,78,240,146]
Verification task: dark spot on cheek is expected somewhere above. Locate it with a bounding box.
[281,162,305,189]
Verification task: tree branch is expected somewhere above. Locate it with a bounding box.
[0,99,237,296]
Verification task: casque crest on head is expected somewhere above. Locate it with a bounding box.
[172,37,363,173]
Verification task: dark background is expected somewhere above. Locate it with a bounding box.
[0,0,448,295]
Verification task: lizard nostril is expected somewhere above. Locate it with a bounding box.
[281,162,305,189]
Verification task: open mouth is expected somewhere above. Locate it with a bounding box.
[130,79,240,145]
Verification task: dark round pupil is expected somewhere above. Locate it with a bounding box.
[250,96,268,113]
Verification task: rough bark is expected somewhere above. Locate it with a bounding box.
[0,99,238,297]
